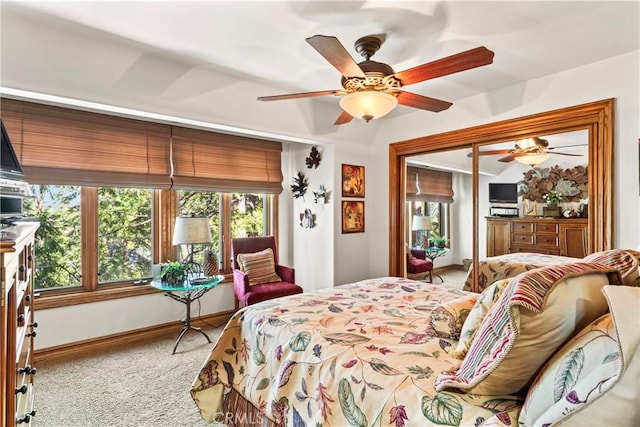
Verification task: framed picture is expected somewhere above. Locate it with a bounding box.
[341,164,365,197]
[342,201,365,233]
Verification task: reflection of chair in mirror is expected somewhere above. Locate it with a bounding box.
[406,248,433,282]
[231,236,303,310]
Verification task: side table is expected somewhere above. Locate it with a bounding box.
[151,275,224,354]
[423,247,449,283]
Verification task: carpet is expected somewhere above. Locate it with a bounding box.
[35,324,224,427]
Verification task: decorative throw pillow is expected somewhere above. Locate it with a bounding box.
[520,285,639,427]
[453,278,511,359]
[406,243,415,260]
[236,248,282,286]
[427,294,478,340]
[583,248,640,286]
[434,263,621,396]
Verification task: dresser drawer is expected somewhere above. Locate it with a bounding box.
[535,234,559,246]
[512,222,534,233]
[535,223,559,233]
[511,234,534,245]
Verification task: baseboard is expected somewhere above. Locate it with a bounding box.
[34,310,234,364]
[434,264,466,273]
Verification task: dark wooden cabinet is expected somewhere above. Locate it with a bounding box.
[486,217,587,258]
[1,222,39,427]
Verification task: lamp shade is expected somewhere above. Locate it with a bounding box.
[514,152,550,167]
[339,91,398,122]
[172,216,212,245]
[411,215,432,231]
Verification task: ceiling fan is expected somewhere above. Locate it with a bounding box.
[258,34,494,125]
[472,137,585,166]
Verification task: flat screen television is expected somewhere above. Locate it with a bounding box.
[489,183,518,203]
[0,119,24,181]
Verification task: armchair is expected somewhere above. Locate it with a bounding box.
[231,236,303,310]
[406,248,434,282]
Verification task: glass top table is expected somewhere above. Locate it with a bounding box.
[151,275,224,354]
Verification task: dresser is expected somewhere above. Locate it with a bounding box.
[1,222,39,426]
[486,216,588,258]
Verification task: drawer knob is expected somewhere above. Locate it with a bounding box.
[17,410,36,424]
[18,365,37,376]
[25,294,31,302]
[17,314,25,323]
[26,331,37,338]
[28,321,38,328]
[19,264,26,273]
[15,384,28,394]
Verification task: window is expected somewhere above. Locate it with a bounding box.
[97,188,152,284]
[24,185,82,290]
[407,200,450,248]
[178,191,268,268]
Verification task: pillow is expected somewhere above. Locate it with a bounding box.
[406,243,415,260]
[427,294,478,340]
[236,248,282,286]
[520,286,639,426]
[453,278,511,359]
[434,263,621,396]
[583,249,640,286]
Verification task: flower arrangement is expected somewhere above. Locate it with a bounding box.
[543,190,564,207]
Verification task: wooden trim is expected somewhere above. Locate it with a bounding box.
[82,187,98,290]
[34,278,233,310]
[33,310,234,364]
[389,99,614,278]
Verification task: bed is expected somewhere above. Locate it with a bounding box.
[190,277,522,426]
[191,250,640,426]
[462,252,578,292]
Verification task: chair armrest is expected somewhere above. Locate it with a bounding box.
[411,249,426,260]
[275,264,295,283]
[233,269,251,295]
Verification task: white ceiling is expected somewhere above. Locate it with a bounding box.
[1,1,638,143]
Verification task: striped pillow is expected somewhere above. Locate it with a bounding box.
[435,263,621,395]
[583,249,640,285]
[237,248,282,286]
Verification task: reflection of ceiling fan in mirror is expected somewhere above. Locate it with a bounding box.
[473,137,586,167]
[258,34,494,125]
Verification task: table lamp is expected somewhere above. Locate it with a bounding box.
[172,216,213,263]
[411,215,432,248]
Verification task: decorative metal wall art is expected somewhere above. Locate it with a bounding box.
[313,185,329,204]
[299,208,316,229]
[290,171,309,199]
[305,146,321,169]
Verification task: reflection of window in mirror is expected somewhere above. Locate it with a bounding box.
[405,148,469,264]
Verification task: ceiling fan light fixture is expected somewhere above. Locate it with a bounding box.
[514,152,550,167]
[339,91,398,122]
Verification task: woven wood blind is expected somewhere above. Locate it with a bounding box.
[170,127,283,193]
[406,166,454,203]
[1,99,283,193]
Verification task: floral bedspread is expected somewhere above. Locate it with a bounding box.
[463,253,578,292]
[191,277,523,426]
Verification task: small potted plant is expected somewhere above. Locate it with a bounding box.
[158,261,185,286]
[542,190,563,217]
[431,235,449,249]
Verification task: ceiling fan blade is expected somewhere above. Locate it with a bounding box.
[498,154,516,163]
[468,149,513,157]
[306,35,366,78]
[334,110,353,126]
[257,89,341,102]
[396,91,452,112]
[551,152,583,157]
[547,144,588,150]
[394,46,495,86]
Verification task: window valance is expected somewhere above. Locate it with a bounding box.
[1,98,283,193]
[406,166,454,203]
